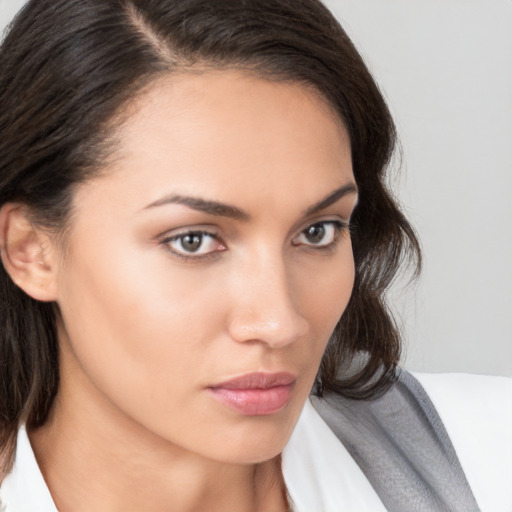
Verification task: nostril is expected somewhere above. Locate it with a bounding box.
[226,257,308,346]
[227,306,308,348]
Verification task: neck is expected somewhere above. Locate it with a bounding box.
[28,351,289,512]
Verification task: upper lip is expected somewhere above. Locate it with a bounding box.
[209,372,296,390]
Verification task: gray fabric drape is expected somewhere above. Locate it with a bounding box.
[311,371,480,511]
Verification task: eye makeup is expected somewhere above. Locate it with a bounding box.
[157,217,351,264]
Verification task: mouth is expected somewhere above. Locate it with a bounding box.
[207,372,296,416]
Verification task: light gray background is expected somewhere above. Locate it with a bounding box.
[1,0,511,376]
[322,0,512,377]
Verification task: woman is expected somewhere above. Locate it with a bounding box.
[0,0,509,511]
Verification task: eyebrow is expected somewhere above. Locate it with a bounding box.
[143,182,358,220]
[304,182,358,216]
[143,194,250,221]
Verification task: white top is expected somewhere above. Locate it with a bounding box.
[1,372,511,511]
[412,372,512,512]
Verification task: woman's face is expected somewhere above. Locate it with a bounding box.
[53,70,357,464]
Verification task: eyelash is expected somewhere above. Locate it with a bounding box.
[292,220,348,252]
[159,230,225,262]
[159,220,350,262]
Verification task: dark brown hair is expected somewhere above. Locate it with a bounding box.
[0,0,420,471]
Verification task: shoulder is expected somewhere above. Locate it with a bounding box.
[412,372,512,512]
[310,370,511,511]
[0,425,57,512]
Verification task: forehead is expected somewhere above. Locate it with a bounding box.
[79,70,353,215]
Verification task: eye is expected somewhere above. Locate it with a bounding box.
[160,231,226,259]
[293,221,347,248]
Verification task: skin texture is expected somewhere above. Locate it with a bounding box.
[16,71,357,511]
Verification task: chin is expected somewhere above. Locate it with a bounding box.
[216,441,287,465]
[204,415,298,465]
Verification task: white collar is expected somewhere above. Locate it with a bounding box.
[0,399,385,512]
[282,399,386,511]
[0,425,56,512]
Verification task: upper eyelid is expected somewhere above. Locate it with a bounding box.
[293,219,346,241]
[156,216,350,244]
[159,230,225,262]
[158,225,220,241]
[294,217,349,236]
[156,219,348,264]
[166,229,216,240]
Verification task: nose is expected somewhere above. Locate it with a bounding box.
[226,251,309,349]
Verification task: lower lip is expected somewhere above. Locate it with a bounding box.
[208,384,294,416]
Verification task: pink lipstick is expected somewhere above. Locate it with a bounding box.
[208,372,295,416]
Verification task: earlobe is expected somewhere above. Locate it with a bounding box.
[0,203,59,302]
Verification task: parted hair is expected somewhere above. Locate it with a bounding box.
[0,0,420,471]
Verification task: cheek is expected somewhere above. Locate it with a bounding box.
[55,229,355,463]
[57,237,224,388]
[56,242,248,454]
[284,243,355,390]
[298,246,355,335]
[57,230,355,390]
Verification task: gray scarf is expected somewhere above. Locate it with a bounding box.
[311,371,480,511]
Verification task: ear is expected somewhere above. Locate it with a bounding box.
[0,203,59,302]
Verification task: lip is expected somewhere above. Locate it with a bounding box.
[207,372,296,416]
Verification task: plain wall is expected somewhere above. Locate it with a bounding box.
[0,1,22,30]
[1,0,511,376]
[323,0,512,376]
